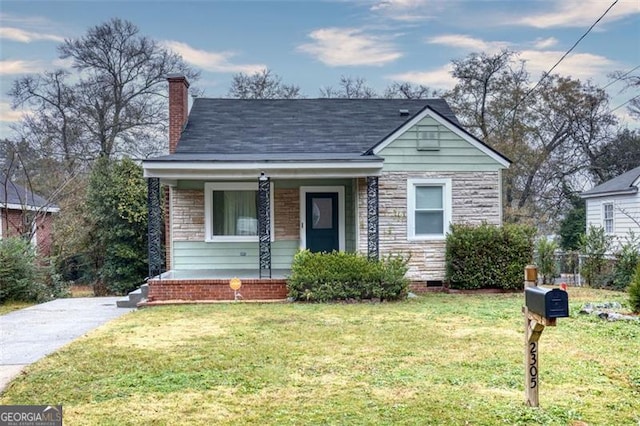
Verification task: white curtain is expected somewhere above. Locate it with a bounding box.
[214,190,257,236]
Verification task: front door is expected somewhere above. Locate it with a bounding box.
[305,192,339,253]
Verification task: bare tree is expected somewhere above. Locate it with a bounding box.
[445,51,616,226]
[228,69,302,99]
[320,76,377,99]
[11,18,199,162]
[0,140,66,245]
[384,82,440,99]
[10,70,87,174]
[610,69,640,119]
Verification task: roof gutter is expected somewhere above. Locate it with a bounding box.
[580,188,638,199]
[143,160,384,181]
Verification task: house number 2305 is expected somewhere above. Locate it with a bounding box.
[529,342,538,389]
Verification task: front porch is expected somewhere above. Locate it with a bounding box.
[143,169,382,302]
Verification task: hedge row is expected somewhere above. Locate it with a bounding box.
[287,250,409,302]
[445,223,535,290]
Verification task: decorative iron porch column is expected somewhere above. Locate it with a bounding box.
[367,176,379,261]
[147,177,163,278]
[258,173,272,278]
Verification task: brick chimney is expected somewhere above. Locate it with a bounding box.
[167,75,190,154]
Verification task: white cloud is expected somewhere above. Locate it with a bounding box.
[371,0,429,11]
[162,41,265,74]
[298,27,402,67]
[518,0,640,28]
[0,102,25,122]
[370,0,434,21]
[387,64,456,89]
[520,50,617,82]
[427,34,509,53]
[0,26,64,43]
[532,37,558,49]
[0,60,43,75]
[51,58,74,69]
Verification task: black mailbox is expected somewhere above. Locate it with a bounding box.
[525,287,569,318]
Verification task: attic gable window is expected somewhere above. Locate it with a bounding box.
[416,125,440,151]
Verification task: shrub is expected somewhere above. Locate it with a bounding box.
[287,250,409,302]
[612,233,639,290]
[0,237,42,302]
[629,264,640,313]
[445,223,535,290]
[536,238,558,285]
[0,237,71,303]
[580,226,613,288]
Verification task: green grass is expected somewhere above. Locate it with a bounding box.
[0,301,34,315]
[1,288,638,425]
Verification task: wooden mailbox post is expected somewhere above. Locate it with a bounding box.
[523,265,569,407]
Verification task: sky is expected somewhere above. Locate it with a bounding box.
[1,0,639,138]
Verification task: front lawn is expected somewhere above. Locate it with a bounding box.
[1,288,638,425]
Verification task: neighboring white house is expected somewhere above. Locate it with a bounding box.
[581,166,640,248]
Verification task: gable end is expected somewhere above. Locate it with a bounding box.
[370,106,510,168]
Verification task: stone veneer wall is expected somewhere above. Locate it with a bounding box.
[171,187,299,242]
[358,171,501,282]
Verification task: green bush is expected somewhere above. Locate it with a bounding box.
[287,250,409,302]
[536,238,558,285]
[629,264,640,313]
[0,237,42,302]
[445,223,535,290]
[613,233,639,290]
[0,237,71,303]
[580,226,613,288]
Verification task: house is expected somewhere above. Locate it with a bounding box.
[581,165,640,248]
[141,75,510,302]
[0,177,59,257]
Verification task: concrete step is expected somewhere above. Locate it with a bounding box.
[116,286,147,308]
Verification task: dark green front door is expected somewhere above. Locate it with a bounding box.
[305,192,339,253]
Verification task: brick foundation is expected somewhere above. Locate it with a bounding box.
[147,278,288,302]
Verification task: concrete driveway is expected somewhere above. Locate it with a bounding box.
[0,297,134,392]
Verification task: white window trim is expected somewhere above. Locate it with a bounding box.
[603,202,614,234]
[407,178,452,241]
[299,186,345,251]
[204,182,274,243]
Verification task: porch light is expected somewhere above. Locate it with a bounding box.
[259,171,268,181]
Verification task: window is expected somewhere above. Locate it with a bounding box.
[204,182,273,242]
[603,203,614,234]
[416,125,440,151]
[407,178,452,240]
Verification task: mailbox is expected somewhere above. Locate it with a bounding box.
[525,287,569,318]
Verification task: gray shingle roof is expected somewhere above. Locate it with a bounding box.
[174,98,460,155]
[0,177,56,209]
[581,165,640,198]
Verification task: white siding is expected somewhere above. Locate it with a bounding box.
[586,192,640,249]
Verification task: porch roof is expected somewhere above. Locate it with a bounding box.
[143,153,384,180]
